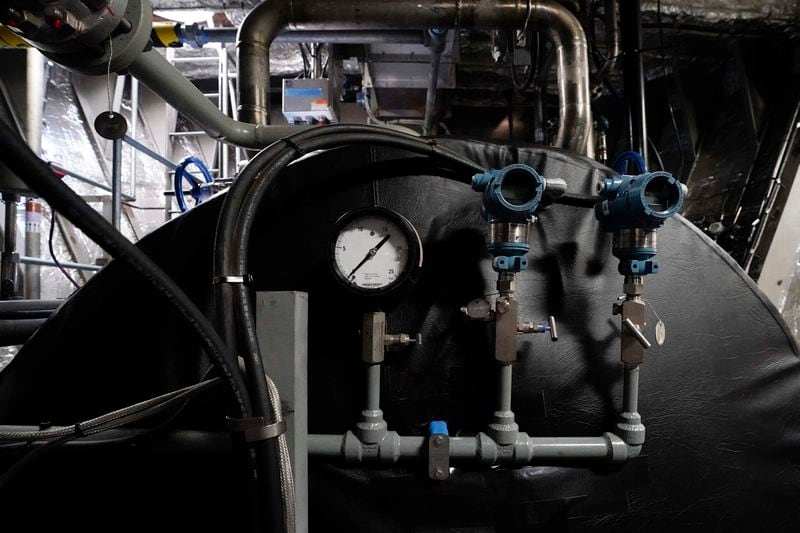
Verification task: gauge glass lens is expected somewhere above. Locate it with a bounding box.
[333,215,410,291]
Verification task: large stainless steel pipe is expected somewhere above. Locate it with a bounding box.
[238,0,594,156]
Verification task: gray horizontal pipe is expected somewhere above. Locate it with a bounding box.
[127,49,309,150]
[308,432,634,464]
[0,319,47,346]
[21,256,103,272]
[51,163,135,202]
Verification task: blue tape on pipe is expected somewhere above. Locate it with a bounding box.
[429,420,449,436]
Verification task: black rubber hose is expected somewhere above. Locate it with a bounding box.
[0,300,61,320]
[0,119,251,418]
[555,193,601,208]
[213,126,485,532]
[0,319,46,346]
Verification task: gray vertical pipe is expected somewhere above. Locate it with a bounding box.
[623,365,639,414]
[498,363,513,412]
[366,363,381,412]
[129,77,139,200]
[111,138,123,231]
[23,200,41,299]
[423,30,446,136]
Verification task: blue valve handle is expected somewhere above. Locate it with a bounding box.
[611,151,647,175]
[174,156,214,213]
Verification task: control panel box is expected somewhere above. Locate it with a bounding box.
[282,78,338,125]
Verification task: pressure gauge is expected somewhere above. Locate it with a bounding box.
[330,207,423,296]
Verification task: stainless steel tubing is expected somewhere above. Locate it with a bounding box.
[238,0,594,155]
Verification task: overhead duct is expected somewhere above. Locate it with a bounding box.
[237,0,594,156]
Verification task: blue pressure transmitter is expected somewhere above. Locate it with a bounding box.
[472,164,547,273]
[595,171,686,276]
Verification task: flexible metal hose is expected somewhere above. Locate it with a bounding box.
[0,379,220,441]
[266,375,296,533]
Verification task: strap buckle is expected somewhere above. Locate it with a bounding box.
[226,416,286,443]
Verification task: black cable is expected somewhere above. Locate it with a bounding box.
[47,208,79,289]
[0,378,220,491]
[555,193,601,208]
[657,0,686,179]
[212,125,486,530]
[0,119,251,418]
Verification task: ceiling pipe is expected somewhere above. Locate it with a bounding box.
[237,0,594,157]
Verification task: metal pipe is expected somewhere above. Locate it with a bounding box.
[123,135,177,171]
[622,364,639,414]
[23,199,42,300]
[594,0,620,87]
[129,76,139,200]
[237,0,290,125]
[307,432,633,464]
[198,28,426,45]
[0,299,61,319]
[620,0,648,165]
[366,363,381,412]
[111,139,123,231]
[236,0,594,155]
[423,30,446,136]
[51,163,135,202]
[127,49,306,149]
[20,255,103,272]
[0,318,46,346]
[498,363,513,412]
[1,194,19,299]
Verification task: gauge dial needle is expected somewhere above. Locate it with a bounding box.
[347,234,391,279]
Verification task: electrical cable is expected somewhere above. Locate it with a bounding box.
[213,125,486,533]
[0,117,252,424]
[0,378,221,490]
[47,208,79,289]
[657,0,686,179]
[648,136,666,171]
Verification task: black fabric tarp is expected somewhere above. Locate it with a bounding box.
[0,139,797,531]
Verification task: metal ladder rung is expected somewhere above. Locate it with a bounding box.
[203,92,220,98]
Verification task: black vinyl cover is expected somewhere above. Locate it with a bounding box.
[0,140,797,531]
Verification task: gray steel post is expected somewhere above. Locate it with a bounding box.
[256,291,309,533]
[111,138,123,231]
[23,199,41,299]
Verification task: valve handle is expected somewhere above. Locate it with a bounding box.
[623,318,652,349]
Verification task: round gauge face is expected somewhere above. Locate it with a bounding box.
[330,208,422,295]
